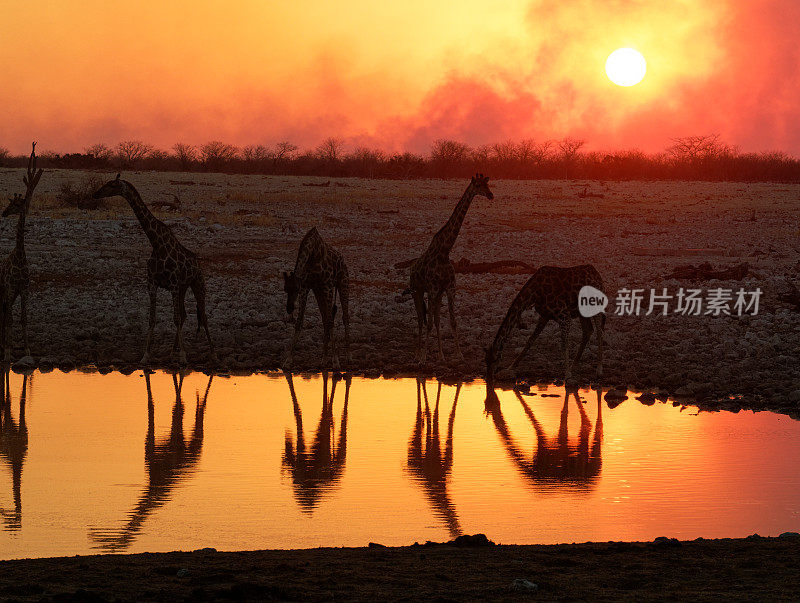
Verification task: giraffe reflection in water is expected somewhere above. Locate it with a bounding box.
[406,378,462,538]
[0,369,29,530]
[282,371,350,513]
[90,371,212,552]
[485,386,603,493]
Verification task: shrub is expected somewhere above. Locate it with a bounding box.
[56,176,105,210]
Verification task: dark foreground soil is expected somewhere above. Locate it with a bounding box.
[1,535,800,601]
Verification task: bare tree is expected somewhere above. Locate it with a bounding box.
[242,145,271,162]
[273,141,298,161]
[147,149,170,165]
[516,139,553,163]
[491,140,517,163]
[472,144,492,164]
[0,146,9,167]
[84,143,113,162]
[666,134,728,161]
[316,137,344,162]
[200,141,239,170]
[173,143,197,171]
[558,137,585,178]
[116,140,154,168]
[351,147,386,162]
[430,139,471,163]
[387,152,425,178]
[558,137,586,161]
[350,147,386,178]
[40,149,60,162]
[430,139,472,175]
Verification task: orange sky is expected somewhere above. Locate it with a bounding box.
[2,0,799,154]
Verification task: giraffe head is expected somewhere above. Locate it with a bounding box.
[469,173,493,200]
[2,193,26,217]
[283,270,301,321]
[92,173,126,200]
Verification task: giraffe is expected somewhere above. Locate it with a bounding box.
[0,143,43,362]
[281,371,350,513]
[409,174,493,364]
[92,175,215,365]
[406,378,462,538]
[89,371,212,553]
[483,387,603,494]
[0,369,29,530]
[485,264,605,389]
[282,227,350,370]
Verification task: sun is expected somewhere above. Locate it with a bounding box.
[605,48,647,87]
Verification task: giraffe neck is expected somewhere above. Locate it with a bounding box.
[431,185,476,256]
[488,280,536,364]
[14,207,27,258]
[119,181,162,248]
[294,227,323,278]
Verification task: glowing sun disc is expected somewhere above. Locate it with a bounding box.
[605,48,646,87]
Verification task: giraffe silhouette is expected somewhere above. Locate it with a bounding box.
[89,371,212,552]
[93,175,215,365]
[281,371,350,514]
[409,175,493,364]
[283,227,350,370]
[483,387,603,494]
[0,369,29,531]
[485,265,605,387]
[1,143,43,361]
[406,378,462,538]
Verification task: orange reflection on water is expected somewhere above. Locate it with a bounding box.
[1,370,800,559]
[484,388,603,495]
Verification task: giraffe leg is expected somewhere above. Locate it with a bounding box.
[445,287,464,362]
[421,293,435,364]
[412,290,426,364]
[191,275,216,361]
[328,299,340,371]
[172,287,188,366]
[20,290,29,357]
[559,319,573,381]
[283,287,308,370]
[592,313,605,378]
[179,288,189,364]
[318,287,339,370]
[511,316,549,369]
[337,275,351,367]
[3,299,13,362]
[141,283,157,365]
[7,300,14,361]
[573,317,593,365]
[316,291,330,368]
[433,292,444,363]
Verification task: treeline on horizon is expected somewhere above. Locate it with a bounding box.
[1,134,798,182]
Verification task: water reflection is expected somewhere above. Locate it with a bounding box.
[406,378,462,538]
[485,387,603,493]
[3,372,800,559]
[282,371,350,513]
[89,372,212,552]
[0,369,28,530]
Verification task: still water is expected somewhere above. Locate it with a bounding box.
[1,370,799,559]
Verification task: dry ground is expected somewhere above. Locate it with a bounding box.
[1,170,799,413]
[1,535,799,601]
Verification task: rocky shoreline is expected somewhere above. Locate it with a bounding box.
[1,534,799,601]
[1,170,798,415]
